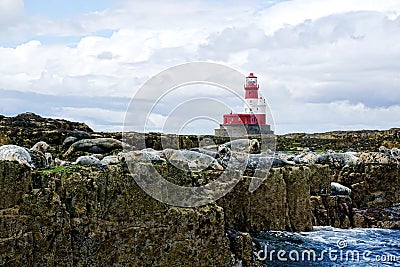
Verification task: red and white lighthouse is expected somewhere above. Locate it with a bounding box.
[215,73,272,136]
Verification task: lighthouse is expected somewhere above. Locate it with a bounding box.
[214,73,273,136]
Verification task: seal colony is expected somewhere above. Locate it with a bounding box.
[1,131,399,199]
[1,134,399,171]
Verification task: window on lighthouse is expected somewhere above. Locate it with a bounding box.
[246,77,257,85]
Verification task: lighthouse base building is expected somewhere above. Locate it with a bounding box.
[214,73,274,137]
[214,123,273,137]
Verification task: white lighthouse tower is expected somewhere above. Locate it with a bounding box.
[243,73,267,125]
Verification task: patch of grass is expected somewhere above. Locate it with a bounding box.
[41,165,82,175]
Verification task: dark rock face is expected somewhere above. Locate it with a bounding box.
[353,204,400,229]
[217,167,313,232]
[0,162,232,266]
[309,163,399,229]
[310,195,354,228]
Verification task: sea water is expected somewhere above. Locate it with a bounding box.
[253,226,400,266]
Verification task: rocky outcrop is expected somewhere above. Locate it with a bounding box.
[0,161,323,266]
[0,113,93,163]
[0,161,232,266]
[309,162,399,230]
[277,128,400,152]
[1,159,398,266]
[1,154,329,266]
[310,195,354,228]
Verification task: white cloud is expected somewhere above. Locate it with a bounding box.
[259,0,400,34]
[0,0,24,26]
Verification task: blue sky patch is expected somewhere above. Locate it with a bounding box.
[24,0,113,19]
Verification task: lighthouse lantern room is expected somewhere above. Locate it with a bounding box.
[215,73,273,136]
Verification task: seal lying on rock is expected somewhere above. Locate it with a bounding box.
[119,148,165,163]
[62,131,92,149]
[63,138,128,157]
[316,153,361,167]
[391,148,400,158]
[294,151,318,164]
[45,153,54,167]
[271,153,296,167]
[219,139,259,154]
[74,155,103,167]
[0,145,33,168]
[378,145,399,157]
[62,136,78,149]
[69,130,91,140]
[163,149,224,171]
[100,155,121,165]
[0,141,52,168]
[217,148,286,169]
[135,148,164,162]
[244,153,274,169]
[379,146,390,154]
[331,182,352,195]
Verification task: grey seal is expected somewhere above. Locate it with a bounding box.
[163,149,224,171]
[64,138,129,157]
[62,136,78,149]
[29,141,51,168]
[0,145,33,168]
[119,148,165,163]
[0,141,51,168]
[293,151,318,164]
[68,130,91,139]
[100,155,121,165]
[316,153,361,167]
[74,155,104,167]
[331,182,351,195]
[54,158,72,166]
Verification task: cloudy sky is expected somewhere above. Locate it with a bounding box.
[0,0,399,134]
